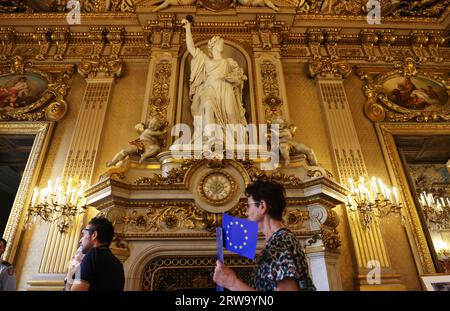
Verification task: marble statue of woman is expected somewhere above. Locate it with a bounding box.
[181,18,248,138]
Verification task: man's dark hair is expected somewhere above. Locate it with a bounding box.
[88,216,115,246]
[245,180,286,221]
[0,238,6,248]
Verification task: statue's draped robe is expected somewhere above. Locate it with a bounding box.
[189,48,247,135]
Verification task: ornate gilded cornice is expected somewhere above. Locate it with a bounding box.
[308,58,352,80]
[78,56,123,79]
[0,0,135,13]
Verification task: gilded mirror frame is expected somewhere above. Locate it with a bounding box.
[1,121,54,263]
[375,122,450,275]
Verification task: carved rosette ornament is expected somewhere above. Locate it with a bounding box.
[308,58,352,80]
[78,56,123,79]
[0,55,74,121]
[360,57,450,123]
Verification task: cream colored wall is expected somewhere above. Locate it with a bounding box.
[282,60,357,290]
[344,74,422,291]
[92,62,148,182]
[15,73,86,290]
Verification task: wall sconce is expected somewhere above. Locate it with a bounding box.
[25,177,87,234]
[346,176,403,229]
[418,192,450,231]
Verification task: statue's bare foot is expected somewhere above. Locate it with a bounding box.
[106,161,114,167]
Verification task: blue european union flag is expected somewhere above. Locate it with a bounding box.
[222,214,258,260]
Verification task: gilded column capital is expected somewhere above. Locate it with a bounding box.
[78,56,123,79]
[308,58,352,80]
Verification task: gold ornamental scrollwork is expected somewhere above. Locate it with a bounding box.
[0,55,74,121]
[284,209,309,230]
[239,160,303,187]
[147,58,172,132]
[78,56,123,79]
[123,203,218,232]
[134,159,198,186]
[317,209,341,249]
[308,58,352,80]
[360,57,450,123]
[319,226,342,250]
[260,59,282,122]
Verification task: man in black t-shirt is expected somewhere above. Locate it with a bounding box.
[71,217,125,291]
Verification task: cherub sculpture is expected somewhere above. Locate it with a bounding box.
[106,117,167,167]
[271,116,318,167]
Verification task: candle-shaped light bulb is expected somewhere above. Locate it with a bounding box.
[393,187,398,205]
[348,178,355,192]
[54,177,60,192]
[31,187,39,206]
[371,177,378,193]
[67,178,73,192]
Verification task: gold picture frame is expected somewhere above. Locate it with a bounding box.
[0,121,54,263]
[420,274,450,291]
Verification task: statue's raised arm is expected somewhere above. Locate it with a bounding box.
[181,18,196,56]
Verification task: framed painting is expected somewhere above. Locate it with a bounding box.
[0,55,74,121]
[420,274,450,291]
[360,57,450,123]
